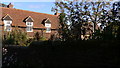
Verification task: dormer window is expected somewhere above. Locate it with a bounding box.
[44,18,51,27]
[3,14,12,31]
[26,22,33,26]
[4,21,12,31]
[45,23,51,27]
[26,22,33,32]
[44,18,51,33]
[25,16,34,32]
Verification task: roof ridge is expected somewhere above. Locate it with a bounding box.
[1,7,57,17]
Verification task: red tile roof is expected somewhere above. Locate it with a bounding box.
[0,7,60,29]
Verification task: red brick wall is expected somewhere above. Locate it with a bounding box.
[2,26,60,40]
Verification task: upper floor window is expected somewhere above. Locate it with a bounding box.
[26,26,33,32]
[4,20,12,31]
[44,18,51,33]
[25,16,34,32]
[46,28,51,33]
[26,22,33,26]
[45,23,51,27]
[3,14,12,31]
[5,25,11,31]
[44,18,51,27]
[6,21,11,24]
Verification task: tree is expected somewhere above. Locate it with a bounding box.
[112,2,120,40]
[58,13,71,41]
[52,0,112,40]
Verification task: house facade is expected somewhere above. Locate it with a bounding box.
[0,3,61,40]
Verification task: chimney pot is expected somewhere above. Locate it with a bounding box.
[7,3,13,8]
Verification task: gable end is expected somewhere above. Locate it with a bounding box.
[2,14,12,21]
[25,16,34,22]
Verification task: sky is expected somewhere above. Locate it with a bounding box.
[1,0,119,14]
[2,2,56,15]
[0,0,56,2]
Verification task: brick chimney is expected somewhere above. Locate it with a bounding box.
[7,3,13,8]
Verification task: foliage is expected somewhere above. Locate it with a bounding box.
[3,28,28,46]
[34,32,46,41]
[52,0,113,40]
[2,40,120,68]
[93,1,120,40]
[34,32,41,41]
[39,36,46,41]
[58,13,72,41]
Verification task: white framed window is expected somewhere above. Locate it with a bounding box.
[45,23,51,27]
[26,22,33,26]
[26,22,33,32]
[26,26,33,32]
[46,28,51,33]
[4,20,12,31]
[4,25,12,31]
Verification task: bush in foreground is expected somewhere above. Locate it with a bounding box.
[3,28,28,46]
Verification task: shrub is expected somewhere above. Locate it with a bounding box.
[3,28,28,46]
[39,36,46,41]
[34,32,46,41]
[34,32,41,41]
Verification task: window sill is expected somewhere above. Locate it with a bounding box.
[27,31,33,32]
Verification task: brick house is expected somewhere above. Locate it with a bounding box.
[0,3,61,40]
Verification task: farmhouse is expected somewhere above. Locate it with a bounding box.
[0,3,61,39]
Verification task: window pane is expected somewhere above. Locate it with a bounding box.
[46,28,51,33]
[5,25,11,31]
[27,22,29,25]
[4,21,12,31]
[45,23,51,27]
[26,26,33,32]
[7,21,10,24]
[27,22,33,26]
[47,28,51,31]
[29,22,32,25]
